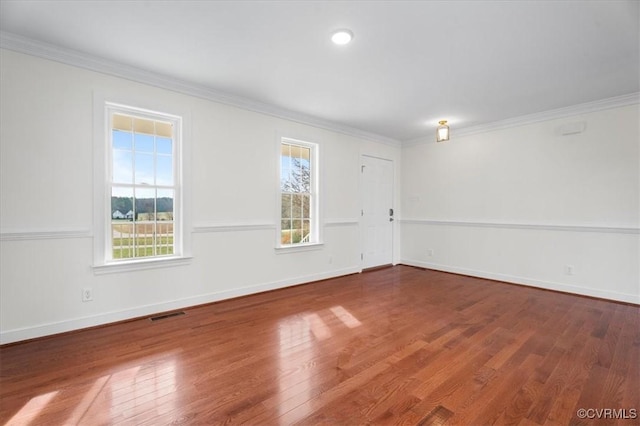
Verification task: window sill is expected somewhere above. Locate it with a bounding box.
[274,242,324,254]
[93,255,193,275]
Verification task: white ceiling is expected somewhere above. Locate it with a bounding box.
[1,0,638,143]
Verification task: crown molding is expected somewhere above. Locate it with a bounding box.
[0,31,400,148]
[2,30,635,149]
[403,92,640,146]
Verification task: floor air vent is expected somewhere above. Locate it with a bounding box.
[149,311,185,321]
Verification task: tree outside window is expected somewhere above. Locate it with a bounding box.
[280,139,316,245]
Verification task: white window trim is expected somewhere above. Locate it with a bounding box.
[274,242,324,254]
[276,136,323,251]
[92,93,192,273]
[92,255,193,275]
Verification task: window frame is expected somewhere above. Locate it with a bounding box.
[93,98,191,273]
[276,136,322,252]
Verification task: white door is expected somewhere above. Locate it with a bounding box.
[361,155,394,268]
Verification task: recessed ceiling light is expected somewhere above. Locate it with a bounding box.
[331,29,353,45]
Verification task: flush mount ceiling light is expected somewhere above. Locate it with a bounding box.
[436,120,450,142]
[331,29,354,45]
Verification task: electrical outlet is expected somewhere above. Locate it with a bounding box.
[427,249,434,257]
[328,255,333,264]
[82,287,93,302]
[565,265,575,276]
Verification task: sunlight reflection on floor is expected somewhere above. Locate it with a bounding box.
[330,305,362,328]
[276,305,363,421]
[6,357,180,424]
[6,390,58,426]
[7,308,363,424]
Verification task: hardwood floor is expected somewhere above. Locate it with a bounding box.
[1,266,638,425]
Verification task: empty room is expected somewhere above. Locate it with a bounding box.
[0,1,638,425]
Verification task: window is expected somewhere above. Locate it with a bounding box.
[106,104,181,261]
[279,138,319,247]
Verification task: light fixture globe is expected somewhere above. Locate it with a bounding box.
[436,120,450,142]
[331,29,354,45]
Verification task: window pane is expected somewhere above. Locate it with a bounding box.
[299,159,310,193]
[113,114,133,132]
[133,117,155,135]
[292,220,302,244]
[302,220,310,241]
[135,153,154,185]
[135,133,154,152]
[156,189,174,256]
[281,144,292,191]
[135,227,152,257]
[300,146,310,161]
[111,187,134,259]
[281,167,291,192]
[155,122,172,138]
[134,188,155,257]
[284,152,309,194]
[112,130,132,150]
[281,143,291,157]
[157,189,174,220]
[135,188,155,221]
[112,221,134,259]
[111,189,134,220]
[292,194,303,219]
[157,137,172,154]
[281,193,292,219]
[113,150,133,184]
[156,222,174,255]
[281,229,292,245]
[288,159,300,193]
[302,194,310,218]
[290,145,301,159]
[156,155,173,185]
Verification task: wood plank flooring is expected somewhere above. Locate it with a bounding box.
[1,266,638,425]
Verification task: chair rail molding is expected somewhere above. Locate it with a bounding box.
[0,228,93,241]
[399,219,639,235]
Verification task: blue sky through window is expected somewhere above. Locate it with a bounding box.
[112,129,173,187]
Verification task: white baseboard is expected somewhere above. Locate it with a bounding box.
[401,259,639,305]
[0,266,361,345]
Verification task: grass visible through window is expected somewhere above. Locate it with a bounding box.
[112,222,174,259]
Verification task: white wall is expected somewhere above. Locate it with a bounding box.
[401,104,640,303]
[0,49,401,344]
[2,46,637,345]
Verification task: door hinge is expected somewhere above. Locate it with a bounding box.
[361,209,364,216]
[361,165,365,173]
